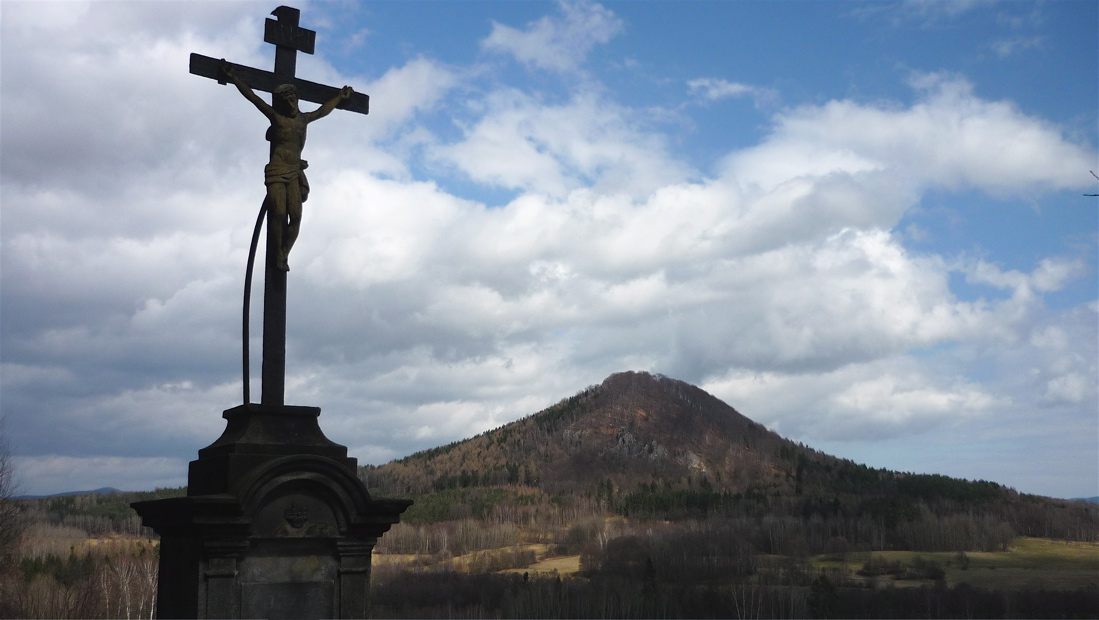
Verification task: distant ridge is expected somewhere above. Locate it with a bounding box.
[16,486,122,500]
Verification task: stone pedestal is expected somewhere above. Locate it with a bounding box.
[132,404,410,619]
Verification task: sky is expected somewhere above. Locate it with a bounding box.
[1,0,1096,499]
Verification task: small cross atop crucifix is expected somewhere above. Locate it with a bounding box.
[190,6,368,406]
[191,6,369,113]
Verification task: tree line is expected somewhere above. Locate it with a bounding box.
[0,487,180,619]
[0,524,158,619]
[370,564,1099,619]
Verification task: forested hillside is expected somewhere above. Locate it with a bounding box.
[15,487,185,537]
[362,371,1097,554]
[365,371,792,496]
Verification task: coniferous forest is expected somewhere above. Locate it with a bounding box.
[1,372,1096,618]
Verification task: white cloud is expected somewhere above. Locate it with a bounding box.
[481,1,623,73]
[431,89,695,198]
[962,257,1086,298]
[991,36,1043,57]
[687,78,778,108]
[1043,373,1091,406]
[901,0,997,21]
[337,57,460,140]
[703,359,1005,441]
[728,73,1093,195]
[830,375,1001,427]
[1025,307,1099,408]
[688,78,755,100]
[1,4,268,239]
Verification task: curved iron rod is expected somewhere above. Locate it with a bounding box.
[243,202,267,405]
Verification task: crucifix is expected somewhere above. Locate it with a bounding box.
[190,6,368,406]
[134,11,408,617]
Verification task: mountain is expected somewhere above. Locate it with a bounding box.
[365,371,821,497]
[362,371,1097,548]
[363,371,984,502]
[359,370,1001,500]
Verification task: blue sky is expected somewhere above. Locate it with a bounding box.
[1,0,1096,498]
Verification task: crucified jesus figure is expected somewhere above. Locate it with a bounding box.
[221,60,353,271]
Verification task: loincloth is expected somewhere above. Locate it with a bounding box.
[264,160,310,202]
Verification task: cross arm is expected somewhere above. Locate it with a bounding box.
[190,53,369,115]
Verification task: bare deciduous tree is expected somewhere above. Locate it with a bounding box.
[0,417,27,564]
[0,418,29,617]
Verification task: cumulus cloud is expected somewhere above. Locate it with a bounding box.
[481,1,623,73]
[1,2,1094,497]
[703,359,1006,441]
[332,57,460,142]
[962,257,1086,298]
[727,73,1093,195]
[430,89,695,198]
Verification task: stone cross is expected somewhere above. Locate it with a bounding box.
[190,6,368,406]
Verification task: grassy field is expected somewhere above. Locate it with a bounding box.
[374,543,583,575]
[348,536,1099,589]
[810,537,1099,590]
[500,553,582,576]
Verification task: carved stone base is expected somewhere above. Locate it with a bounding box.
[132,404,410,619]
